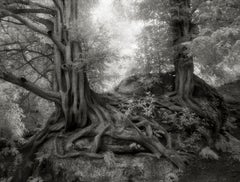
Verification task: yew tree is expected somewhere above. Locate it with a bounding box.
[0,1,189,181]
[169,0,202,114]
[134,0,228,144]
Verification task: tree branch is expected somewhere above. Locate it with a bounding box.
[21,51,52,83]
[0,18,23,25]
[0,70,61,104]
[52,0,64,25]
[0,8,65,53]
[1,0,55,12]
[0,8,48,35]
[31,16,54,31]
[6,8,56,16]
[0,46,53,63]
[16,55,45,69]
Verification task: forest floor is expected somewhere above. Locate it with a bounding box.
[179,79,240,182]
[1,74,240,182]
[179,125,240,182]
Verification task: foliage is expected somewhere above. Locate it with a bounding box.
[122,92,156,118]
[190,27,240,86]
[190,0,240,85]
[0,83,26,140]
[162,108,201,131]
[0,1,239,180]
[121,93,205,153]
[133,0,173,75]
[20,94,55,131]
[162,108,203,152]
[133,0,240,85]
[0,138,21,180]
[0,15,56,132]
[175,109,201,131]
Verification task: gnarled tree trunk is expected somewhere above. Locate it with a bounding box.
[170,0,195,101]
[53,0,95,131]
[169,0,226,138]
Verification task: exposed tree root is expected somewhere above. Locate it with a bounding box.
[90,124,110,153]
[107,127,186,169]
[47,101,187,170]
[11,72,228,181]
[64,124,95,151]
[162,74,228,146]
[54,135,104,159]
[166,94,221,147]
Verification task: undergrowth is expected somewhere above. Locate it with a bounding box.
[119,92,240,162]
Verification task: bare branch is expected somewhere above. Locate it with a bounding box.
[0,8,48,35]
[5,8,55,16]
[0,70,61,103]
[16,55,49,70]
[31,16,54,31]
[0,41,23,47]
[0,45,53,63]
[21,52,53,84]
[1,0,55,12]
[0,8,65,53]
[0,18,23,25]
[52,0,63,24]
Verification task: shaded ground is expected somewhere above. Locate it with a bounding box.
[218,79,240,101]
[179,129,240,182]
[179,154,240,182]
[179,79,240,182]
[218,79,240,121]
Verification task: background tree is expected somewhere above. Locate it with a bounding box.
[134,0,240,86]
[133,0,173,75]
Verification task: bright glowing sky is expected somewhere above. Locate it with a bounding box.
[91,0,143,90]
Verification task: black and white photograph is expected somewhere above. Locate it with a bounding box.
[0,0,240,181]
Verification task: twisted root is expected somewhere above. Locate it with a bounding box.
[53,104,186,169]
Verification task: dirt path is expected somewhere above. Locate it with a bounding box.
[179,153,240,182]
[179,126,240,182]
[179,80,240,182]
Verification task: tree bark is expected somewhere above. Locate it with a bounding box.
[0,71,61,103]
[1,2,203,181]
[169,0,203,112]
[169,0,227,137]
[170,0,195,98]
[52,0,101,131]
